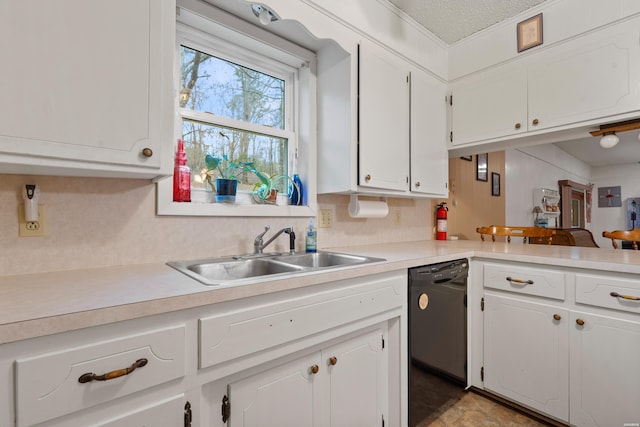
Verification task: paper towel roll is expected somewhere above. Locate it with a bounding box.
[348,195,389,218]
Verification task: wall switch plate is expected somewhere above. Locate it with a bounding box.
[18,205,46,237]
[318,209,333,228]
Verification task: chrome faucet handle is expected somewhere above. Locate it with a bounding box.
[254,225,271,253]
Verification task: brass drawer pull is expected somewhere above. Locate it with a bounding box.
[141,147,153,157]
[515,123,521,129]
[310,364,319,374]
[576,318,585,326]
[610,291,640,301]
[78,358,148,383]
[553,314,562,321]
[506,276,534,285]
[329,356,338,366]
[364,174,372,182]
[532,118,539,125]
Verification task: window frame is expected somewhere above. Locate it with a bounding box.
[157,1,316,217]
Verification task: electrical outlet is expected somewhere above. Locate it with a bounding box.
[18,205,46,237]
[318,209,333,228]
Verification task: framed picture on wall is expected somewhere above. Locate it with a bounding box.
[476,153,488,181]
[517,13,543,52]
[492,172,500,196]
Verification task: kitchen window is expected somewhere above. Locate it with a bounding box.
[157,2,316,217]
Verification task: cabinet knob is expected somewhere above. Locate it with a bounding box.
[365,174,372,182]
[310,364,319,374]
[553,314,561,321]
[141,147,153,157]
[329,356,338,366]
[576,318,585,326]
[415,181,421,188]
[515,123,521,129]
[532,119,539,126]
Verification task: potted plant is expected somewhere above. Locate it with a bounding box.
[250,173,299,205]
[204,154,251,203]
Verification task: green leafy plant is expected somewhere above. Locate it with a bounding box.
[204,153,269,192]
[251,173,297,204]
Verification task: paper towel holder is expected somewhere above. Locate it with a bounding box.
[348,194,389,218]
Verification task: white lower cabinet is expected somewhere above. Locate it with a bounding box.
[225,327,387,427]
[569,311,640,427]
[1,270,404,426]
[483,292,569,422]
[479,261,640,426]
[13,325,187,427]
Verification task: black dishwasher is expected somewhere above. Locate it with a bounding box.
[408,258,468,427]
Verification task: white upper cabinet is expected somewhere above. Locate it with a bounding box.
[318,39,448,198]
[450,63,527,146]
[528,16,640,130]
[450,15,640,148]
[410,70,449,197]
[358,41,410,192]
[0,0,175,178]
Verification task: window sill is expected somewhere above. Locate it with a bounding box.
[156,178,316,217]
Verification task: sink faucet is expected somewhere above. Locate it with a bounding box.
[254,225,296,254]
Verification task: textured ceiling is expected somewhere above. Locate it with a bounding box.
[388,0,547,44]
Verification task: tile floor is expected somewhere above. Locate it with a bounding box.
[410,366,556,427]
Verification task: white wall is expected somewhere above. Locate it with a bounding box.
[590,163,640,248]
[505,144,592,227]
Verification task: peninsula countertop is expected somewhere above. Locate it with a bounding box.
[2,240,639,344]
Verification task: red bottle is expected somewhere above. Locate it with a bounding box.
[173,139,191,202]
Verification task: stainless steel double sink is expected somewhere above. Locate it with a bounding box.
[167,251,386,286]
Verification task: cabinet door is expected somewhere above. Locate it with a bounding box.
[570,311,640,427]
[410,70,448,197]
[228,352,322,427]
[358,41,410,192]
[323,328,387,427]
[450,64,527,145]
[529,16,640,131]
[0,0,174,177]
[483,293,569,421]
[98,395,185,427]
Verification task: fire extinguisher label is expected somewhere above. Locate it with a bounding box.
[437,219,447,232]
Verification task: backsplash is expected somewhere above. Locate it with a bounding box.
[1,175,432,275]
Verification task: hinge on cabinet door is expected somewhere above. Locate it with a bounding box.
[450,131,453,142]
[449,94,453,106]
[382,414,385,427]
[382,335,385,349]
[222,395,230,423]
[184,401,192,427]
[481,366,484,381]
[481,297,484,311]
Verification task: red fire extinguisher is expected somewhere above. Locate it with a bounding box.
[436,202,448,240]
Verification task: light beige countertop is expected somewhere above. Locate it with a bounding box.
[2,240,639,344]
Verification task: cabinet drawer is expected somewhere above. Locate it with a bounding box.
[15,325,186,427]
[576,274,640,314]
[483,262,565,300]
[199,274,403,369]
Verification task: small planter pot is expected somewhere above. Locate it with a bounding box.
[215,178,238,203]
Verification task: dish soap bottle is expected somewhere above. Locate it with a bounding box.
[305,218,317,253]
[173,139,191,202]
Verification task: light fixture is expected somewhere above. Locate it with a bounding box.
[599,131,620,148]
[251,4,278,25]
[590,118,640,148]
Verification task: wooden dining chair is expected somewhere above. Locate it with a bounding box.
[602,229,640,249]
[476,225,556,244]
